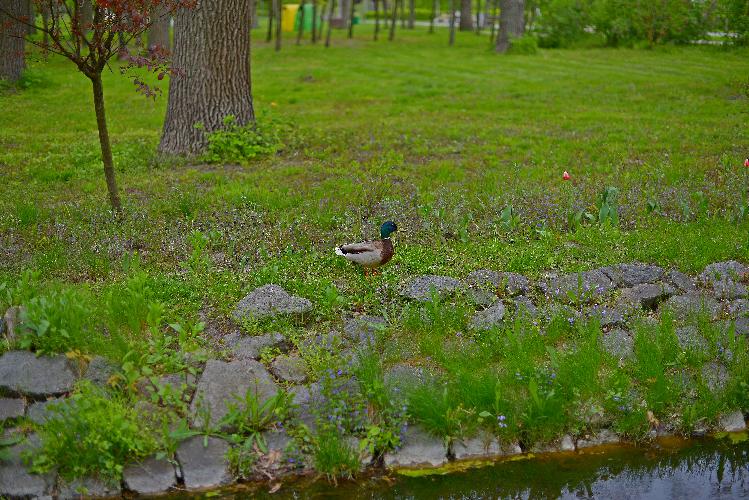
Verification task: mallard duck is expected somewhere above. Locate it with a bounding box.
[335,221,397,275]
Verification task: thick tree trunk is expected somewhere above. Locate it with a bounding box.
[266,0,274,42]
[429,0,437,33]
[495,0,523,52]
[159,0,255,155]
[459,0,472,30]
[311,0,317,42]
[407,0,414,28]
[148,5,171,51]
[91,74,122,212]
[347,0,355,38]
[324,0,335,46]
[0,0,26,82]
[448,0,456,45]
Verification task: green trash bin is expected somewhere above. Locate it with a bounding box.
[295,3,316,32]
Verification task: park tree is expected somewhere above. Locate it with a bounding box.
[460,0,473,30]
[496,0,525,52]
[0,0,26,82]
[0,0,190,212]
[158,0,254,155]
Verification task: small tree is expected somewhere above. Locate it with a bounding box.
[0,0,191,212]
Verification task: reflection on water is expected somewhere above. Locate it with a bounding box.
[191,437,749,499]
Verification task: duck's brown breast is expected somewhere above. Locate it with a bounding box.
[379,239,394,266]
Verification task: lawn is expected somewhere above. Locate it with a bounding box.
[1,24,748,483]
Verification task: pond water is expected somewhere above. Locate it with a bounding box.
[193,436,749,499]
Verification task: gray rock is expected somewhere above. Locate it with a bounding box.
[470,302,506,330]
[601,329,634,360]
[123,456,177,495]
[226,331,287,360]
[0,435,54,498]
[576,429,619,448]
[618,282,675,310]
[0,398,24,421]
[667,270,697,293]
[1,306,23,342]
[232,285,312,321]
[701,362,729,392]
[175,436,233,490]
[513,296,537,318]
[190,359,279,429]
[732,317,749,337]
[384,364,428,388]
[451,432,502,460]
[269,354,307,384]
[400,275,462,301]
[26,398,66,425]
[728,299,749,318]
[0,351,78,398]
[543,269,616,303]
[675,326,709,353]
[662,293,721,320]
[57,477,121,499]
[263,430,292,455]
[587,305,627,328]
[343,315,386,346]
[699,261,748,300]
[465,288,497,308]
[718,410,746,432]
[384,426,448,468]
[288,384,314,408]
[466,270,530,297]
[344,436,371,467]
[83,356,118,387]
[560,435,575,451]
[603,263,665,287]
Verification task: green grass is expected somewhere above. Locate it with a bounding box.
[1,24,748,481]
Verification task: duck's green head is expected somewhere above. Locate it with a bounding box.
[380,221,398,238]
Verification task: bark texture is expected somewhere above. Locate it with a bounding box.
[147,5,171,51]
[459,0,472,30]
[495,0,524,52]
[0,0,26,82]
[159,0,254,155]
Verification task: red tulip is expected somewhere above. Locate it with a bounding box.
[562,171,571,181]
[744,158,749,168]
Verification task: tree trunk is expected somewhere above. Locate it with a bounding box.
[148,5,171,51]
[91,74,122,212]
[79,0,93,33]
[459,0,472,30]
[495,0,523,52]
[429,0,437,33]
[266,0,274,42]
[159,0,255,155]
[340,0,350,27]
[347,0,355,38]
[475,0,481,33]
[25,0,34,34]
[0,0,26,82]
[388,0,397,40]
[312,0,317,42]
[325,0,335,46]
[275,0,281,51]
[448,0,456,45]
[374,0,379,40]
[408,0,414,28]
[297,0,306,44]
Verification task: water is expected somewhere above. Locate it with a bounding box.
[190,436,749,499]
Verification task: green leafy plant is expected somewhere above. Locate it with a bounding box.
[220,388,293,453]
[499,205,521,231]
[312,429,361,484]
[597,186,619,226]
[200,115,288,165]
[31,382,158,481]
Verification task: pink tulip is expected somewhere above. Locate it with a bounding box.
[562,171,571,181]
[744,158,749,168]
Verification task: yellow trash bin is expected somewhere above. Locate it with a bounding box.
[281,4,300,32]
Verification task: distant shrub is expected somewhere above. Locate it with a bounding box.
[535,0,593,48]
[200,115,289,165]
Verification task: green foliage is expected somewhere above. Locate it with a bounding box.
[507,35,539,54]
[18,287,98,355]
[597,186,619,226]
[536,0,594,47]
[201,115,288,165]
[312,429,361,484]
[221,388,293,453]
[31,382,158,481]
